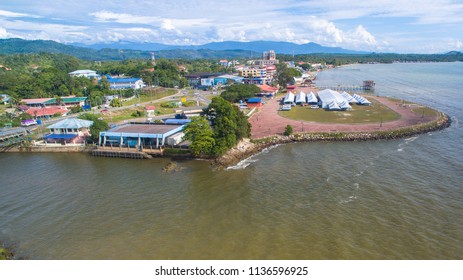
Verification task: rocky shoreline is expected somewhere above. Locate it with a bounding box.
[215,112,451,168]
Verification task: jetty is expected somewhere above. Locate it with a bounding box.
[91,146,166,159]
[316,80,375,91]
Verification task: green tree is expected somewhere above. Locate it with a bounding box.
[220,84,261,103]
[183,116,215,156]
[204,96,251,156]
[80,113,110,143]
[110,98,122,107]
[276,63,302,88]
[284,124,293,136]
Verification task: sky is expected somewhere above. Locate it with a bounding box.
[1,0,463,53]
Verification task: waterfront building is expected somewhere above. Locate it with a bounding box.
[99,123,186,149]
[45,118,93,144]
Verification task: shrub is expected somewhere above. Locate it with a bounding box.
[284,125,293,136]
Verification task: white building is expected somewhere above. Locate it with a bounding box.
[69,70,101,79]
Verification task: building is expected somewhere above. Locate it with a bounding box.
[21,96,87,108]
[185,73,221,88]
[246,97,263,108]
[258,84,278,97]
[239,67,267,78]
[44,118,93,144]
[106,76,145,90]
[69,70,101,79]
[61,96,87,107]
[99,123,186,149]
[145,106,156,118]
[26,107,68,118]
[213,75,244,85]
[21,98,56,107]
[254,50,279,66]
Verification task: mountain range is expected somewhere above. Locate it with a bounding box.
[72,40,369,55]
[0,38,368,61]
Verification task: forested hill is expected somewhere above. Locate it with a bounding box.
[2,38,462,62]
[0,39,257,60]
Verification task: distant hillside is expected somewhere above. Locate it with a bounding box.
[73,40,368,55]
[0,38,261,60]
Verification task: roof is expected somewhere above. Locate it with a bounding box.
[62,97,87,103]
[21,98,54,105]
[47,118,93,129]
[247,97,262,103]
[44,134,77,139]
[109,124,182,135]
[164,119,192,125]
[259,84,278,92]
[26,107,68,117]
[69,70,97,75]
[145,106,156,110]
[108,77,142,83]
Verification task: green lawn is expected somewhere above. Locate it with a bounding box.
[122,88,177,106]
[412,106,437,117]
[279,102,401,124]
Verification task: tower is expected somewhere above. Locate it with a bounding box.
[151,52,156,65]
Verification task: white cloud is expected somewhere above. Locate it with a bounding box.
[0,1,461,52]
[0,9,41,18]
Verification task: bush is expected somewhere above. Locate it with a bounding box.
[284,125,293,136]
[161,101,179,108]
[131,110,144,117]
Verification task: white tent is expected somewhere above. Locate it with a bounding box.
[295,91,306,104]
[317,89,336,109]
[341,91,356,103]
[352,94,372,105]
[283,92,295,105]
[306,92,318,104]
[318,89,351,110]
[332,91,352,110]
[327,100,341,110]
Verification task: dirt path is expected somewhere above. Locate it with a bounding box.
[249,94,438,139]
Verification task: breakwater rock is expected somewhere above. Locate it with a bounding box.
[215,113,451,168]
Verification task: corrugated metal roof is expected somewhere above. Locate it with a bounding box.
[247,98,262,103]
[47,118,93,129]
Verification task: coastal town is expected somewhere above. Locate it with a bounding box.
[0,49,450,164]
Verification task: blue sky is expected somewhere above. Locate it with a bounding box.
[1,0,462,53]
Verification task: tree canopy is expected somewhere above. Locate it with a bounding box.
[183,116,215,156]
[203,97,251,156]
[220,84,261,103]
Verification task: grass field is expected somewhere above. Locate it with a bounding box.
[279,102,401,124]
[122,88,177,106]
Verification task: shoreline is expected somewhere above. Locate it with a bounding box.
[215,111,451,168]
